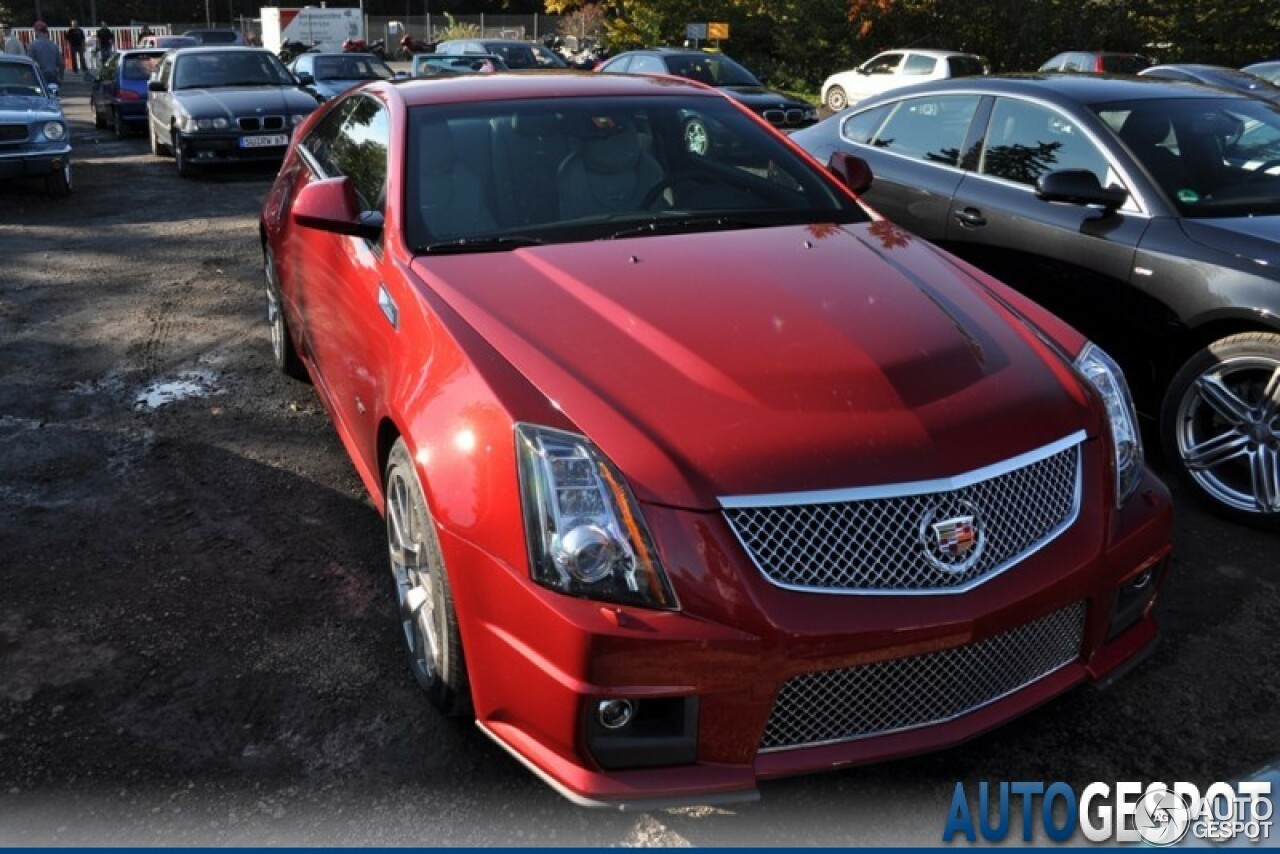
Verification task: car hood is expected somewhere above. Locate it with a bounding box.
[1178,216,1280,268]
[173,86,316,117]
[411,223,1093,508]
[719,85,807,108]
[0,93,61,119]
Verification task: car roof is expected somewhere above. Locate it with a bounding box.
[897,73,1248,105]
[439,38,536,47]
[1145,63,1234,74]
[168,46,272,57]
[872,48,979,58]
[0,54,39,67]
[387,71,723,108]
[301,52,383,59]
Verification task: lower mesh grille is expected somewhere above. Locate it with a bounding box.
[759,601,1086,751]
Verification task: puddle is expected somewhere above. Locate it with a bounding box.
[134,371,221,410]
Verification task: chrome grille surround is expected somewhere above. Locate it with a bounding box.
[237,115,285,132]
[759,600,1086,752]
[720,431,1084,595]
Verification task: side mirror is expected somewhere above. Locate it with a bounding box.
[295,71,314,85]
[393,70,410,79]
[47,82,59,98]
[292,176,384,240]
[828,151,873,194]
[147,79,166,92]
[1035,169,1127,212]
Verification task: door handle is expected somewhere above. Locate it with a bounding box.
[953,207,987,228]
[377,284,398,330]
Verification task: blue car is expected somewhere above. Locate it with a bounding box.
[0,54,71,195]
[90,48,167,138]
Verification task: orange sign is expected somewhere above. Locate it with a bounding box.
[707,21,730,40]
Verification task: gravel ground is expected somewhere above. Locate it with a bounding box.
[0,76,1276,847]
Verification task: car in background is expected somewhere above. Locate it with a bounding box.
[1038,51,1153,74]
[598,48,817,138]
[1243,61,1280,84]
[288,51,394,101]
[261,71,1172,807]
[411,53,508,77]
[90,48,167,138]
[146,46,317,177]
[792,75,1280,525]
[0,54,71,195]
[182,28,246,46]
[1140,64,1280,102]
[434,38,566,70]
[138,35,199,50]
[819,49,986,112]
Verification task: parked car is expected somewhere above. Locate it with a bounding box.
[182,28,246,46]
[138,35,199,50]
[146,47,317,177]
[0,54,71,196]
[90,48,166,138]
[1038,51,1153,74]
[1140,64,1280,102]
[260,72,1172,807]
[411,53,508,77]
[288,51,394,101]
[598,48,818,136]
[1243,61,1280,84]
[820,49,986,112]
[434,38,567,70]
[792,75,1280,524]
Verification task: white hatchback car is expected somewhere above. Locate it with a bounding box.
[821,49,986,112]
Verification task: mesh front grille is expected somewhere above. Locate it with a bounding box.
[759,601,1086,751]
[723,439,1081,593]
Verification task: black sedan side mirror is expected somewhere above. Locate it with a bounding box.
[828,151,873,195]
[1035,169,1128,213]
[295,71,314,85]
[147,79,166,92]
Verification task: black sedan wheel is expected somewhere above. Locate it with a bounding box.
[1162,333,1280,526]
[172,131,197,178]
[384,439,470,716]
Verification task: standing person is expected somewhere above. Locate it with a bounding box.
[139,24,154,40]
[65,19,86,73]
[2,24,23,55]
[85,31,97,70]
[26,21,63,83]
[95,21,114,65]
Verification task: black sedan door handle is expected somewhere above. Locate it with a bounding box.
[953,207,987,228]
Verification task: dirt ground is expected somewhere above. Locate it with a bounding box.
[0,76,1277,846]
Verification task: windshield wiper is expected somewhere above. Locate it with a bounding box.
[419,235,546,254]
[603,215,775,241]
[223,80,277,87]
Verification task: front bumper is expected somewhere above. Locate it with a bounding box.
[0,145,71,179]
[447,455,1173,809]
[175,131,293,165]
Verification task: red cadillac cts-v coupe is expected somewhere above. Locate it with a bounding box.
[259,72,1173,808]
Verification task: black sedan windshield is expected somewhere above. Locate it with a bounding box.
[175,51,293,89]
[665,55,761,88]
[1095,97,1280,217]
[403,96,865,252]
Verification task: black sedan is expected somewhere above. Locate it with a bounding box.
[1140,64,1280,103]
[598,48,817,144]
[146,47,317,177]
[288,52,394,101]
[792,75,1280,526]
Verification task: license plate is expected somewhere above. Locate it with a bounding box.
[240,134,288,149]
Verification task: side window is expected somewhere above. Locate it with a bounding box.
[864,53,903,75]
[868,95,980,166]
[903,54,937,76]
[329,97,390,215]
[629,55,665,74]
[840,104,891,144]
[301,97,355,174]
[157,56,173,87]
[293,54,312,76]
[980,98,1108,186]
[601,55,631,73]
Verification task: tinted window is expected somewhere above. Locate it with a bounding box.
[840,104,891,144]
[122,52,163,80]
[174,50,291,88]
[629,55,665,74]
[948,56,985,77]
[1144,68,1192,82]
[864,53,903,75]
[903,54,936,75]
[329,97,389,214]
[664,54,759,87]
[980,98,1108,185]
[1101,54,1151,74]
[302,97,356,173]
[869,95,980,166]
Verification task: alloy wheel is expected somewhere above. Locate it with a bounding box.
[385,462,443,687]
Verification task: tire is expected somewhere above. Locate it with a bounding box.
[172,130,197,177]
[825,85,848,112]
[149,121,169,157]
[683,117,710,156]
[1160,332,1280,527]
[263,245,308,381]
[113,108,129,139]
[384,439,471,716]
[44,162,72,197]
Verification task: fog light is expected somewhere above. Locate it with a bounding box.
[1108,556,1165,640]
[1130,567,1153,590]
[597,698,634,730]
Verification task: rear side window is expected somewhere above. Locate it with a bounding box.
[867,95,980,166]
[903,55,937,76]
[1103,54,1151,74]
[948,56,986,78]
[600,55,631,73]
[629,55,665,74]
[980,98,1108,185]
[840,104,892,144]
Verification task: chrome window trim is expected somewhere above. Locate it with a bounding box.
[719,431,1086,597]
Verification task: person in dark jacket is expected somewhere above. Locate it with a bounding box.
[95,21,113,63]
[65,19,85,72]
[26,20,62,82]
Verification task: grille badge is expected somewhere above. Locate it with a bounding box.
[920,501,985,574]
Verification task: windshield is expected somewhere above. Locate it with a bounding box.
[1095,97,1280,218]
[0,60,44,96]
[403,95,866,252]
[174,50,292,89]
[313,55,392,81]
[665,54,761,88]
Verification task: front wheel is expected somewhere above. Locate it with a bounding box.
[173,131,197,177]
[384,439,471,716]
[825,85,849,112]
[44,162,72,197]
[263,245,307,381]
[1160,332,1280,527]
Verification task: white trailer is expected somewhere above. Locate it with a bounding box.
[260,7,363,54]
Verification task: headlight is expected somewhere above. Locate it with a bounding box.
[516,424,677,610]
[42,121,65,141]
[1075,343,1144,505]
[803,107,818,120]
[182,116,229,131]
[290,113,308,126]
